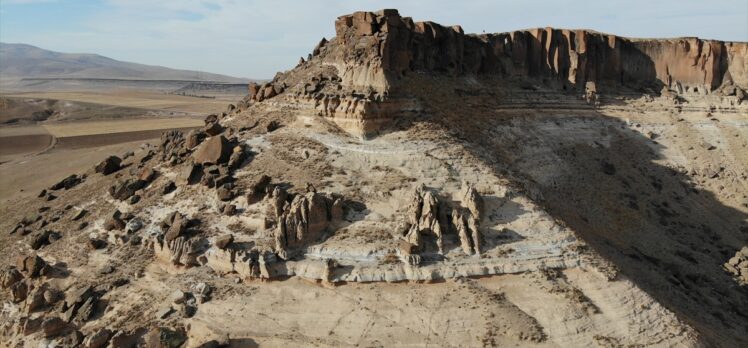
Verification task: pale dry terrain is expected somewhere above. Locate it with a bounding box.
[3,90,235,114]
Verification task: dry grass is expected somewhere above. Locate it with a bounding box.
[43,118,203,137]
[3,90,233,114]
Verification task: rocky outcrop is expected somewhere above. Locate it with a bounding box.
[403,184,484,256]
[192,135,232,165]
[332,9,748,93]
[724,246,748,286]
[404,185,450,253]
[251,9,748,137]
[273,187,344,259]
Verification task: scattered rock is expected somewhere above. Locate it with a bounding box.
[109,178,147,201]
[95,156,122,175]
[216,184,234,201]
[104,210,126,231]
[87,238,107,250]
[192,135,232,165]
[126,218,144,233]
[214,234,234,249]
[50,174,83,190]
[84,328,112,348]
[41,317,68,337]
[162,180,177,194]
[1,267,23,288]
[164,213,188,242]
[156,307,174,320]
[177,163,202,185]
[144,327,186,348]
[29,230,59,250]
[247,175,271,204]
[71,209,87,221]
[222,204,236,216]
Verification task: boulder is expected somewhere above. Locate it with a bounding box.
[104,210,126,231]
[144,327,186,348]
[138,167,158,182]
[178,163,202,185]
[215,234,234,249]
[71,209,87,221]
[216,185,233,201]
[87,238,107,250]
[247,175,272,204]
[109,178,147,201]
[84,328,112,348]
[10,280,28,302]
[164,213,187,242]
[41,317,68,338]
[192,136,232,165]
[222,204,236,216]
[185,130,206,149]
[160,130,186,161]
[162,180,177,194]
[18,254,47,277]
[95,156,122,175]
[1,267,23,288]
[248,82,260,101]
[203,122,223,136]
[29,230,58,250]
[50,174,83,190]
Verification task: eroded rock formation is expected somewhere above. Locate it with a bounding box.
[244,9,747,136]
[403,184,484,256]
[273,187,344,259]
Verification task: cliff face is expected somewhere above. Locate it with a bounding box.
[333,9,748,93]
[247,9,746,137]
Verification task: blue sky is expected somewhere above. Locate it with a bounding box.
[1,0,747,79]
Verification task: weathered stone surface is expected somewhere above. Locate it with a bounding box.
[104,210,126,231]
[95,156,121,175]
[17,254,47,278]
[178,163,202,185]
[164,213,188,242]
[405,185,449,253]
[460,182,484,222]
[160,130,186,162]
[138,167,158,182]
[50,174,83,190]
[29,230,58,250]
[274,189,344,259]
[192,136,232,165]
[215,234,234,249]
[185,130,206,149]
[84,328,112,348]
[247,175,272,204]
[109,178,147,201]
[41,316,68,337]
[10,280,28,302]
[1,267,23,288]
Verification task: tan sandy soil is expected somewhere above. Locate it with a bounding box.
[42,118,203,137]
[0,134,52,160]
[3,90,238,114]
[0,139,154,202]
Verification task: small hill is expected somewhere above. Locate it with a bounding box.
[0,42,247,82]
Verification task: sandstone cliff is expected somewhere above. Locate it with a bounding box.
[244,9,747,136]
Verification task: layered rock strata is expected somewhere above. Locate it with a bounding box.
[244,9,747,136]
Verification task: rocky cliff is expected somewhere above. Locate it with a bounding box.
[331,9,748,93]
[245,9,747,136]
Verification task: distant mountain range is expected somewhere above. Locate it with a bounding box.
[0,42,247,83]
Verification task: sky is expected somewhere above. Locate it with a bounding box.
[1,0,747,79]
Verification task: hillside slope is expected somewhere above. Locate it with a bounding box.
[0,43,246,82]
[0,9,746,348]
